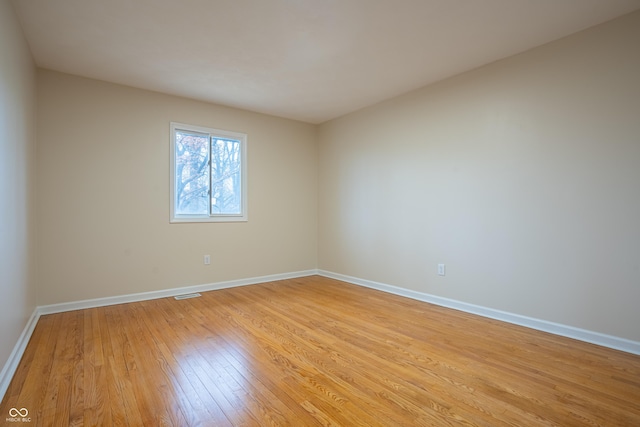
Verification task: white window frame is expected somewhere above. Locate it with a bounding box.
[170,122,247,223]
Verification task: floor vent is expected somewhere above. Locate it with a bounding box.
[174,293,202,300]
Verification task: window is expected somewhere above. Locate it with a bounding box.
[170,122,247,222]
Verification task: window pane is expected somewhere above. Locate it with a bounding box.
[175,131,209,215]
[211,138,242,215]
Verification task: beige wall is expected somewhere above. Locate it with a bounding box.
[36,71,317,305]
[318,11,640,341]
[0,0,37,369]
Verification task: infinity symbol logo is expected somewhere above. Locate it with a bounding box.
[9,407,28,417]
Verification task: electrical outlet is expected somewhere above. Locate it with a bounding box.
[438,264,446,276]
[204,255,211,265]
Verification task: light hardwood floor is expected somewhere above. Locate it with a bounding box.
[1,276,639,426]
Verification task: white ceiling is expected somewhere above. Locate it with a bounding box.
[12,0,640,124]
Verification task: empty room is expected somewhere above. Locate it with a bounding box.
[1,0,640,425]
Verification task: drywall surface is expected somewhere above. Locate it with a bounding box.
[37,71,317,305]
[0,0,37,372]
[318,11,640,341]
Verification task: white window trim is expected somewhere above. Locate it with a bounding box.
[170,122,248,223]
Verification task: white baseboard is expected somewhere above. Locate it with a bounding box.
[38,269,318,315]
[0,308,40,401]
[318,270,640,356]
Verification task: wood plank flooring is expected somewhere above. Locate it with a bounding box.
[2,276,639,426]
